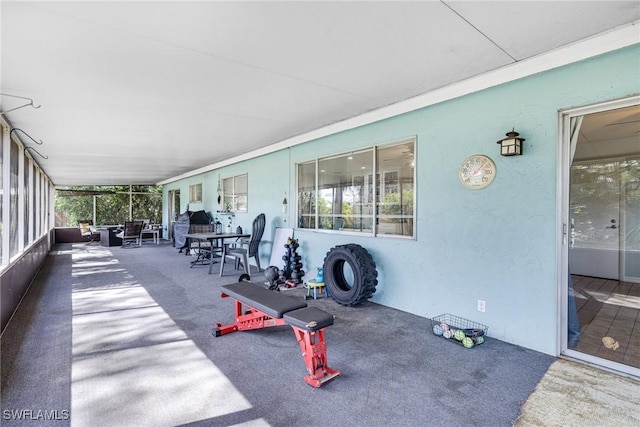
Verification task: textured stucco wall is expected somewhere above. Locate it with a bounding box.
[164,45,640,355]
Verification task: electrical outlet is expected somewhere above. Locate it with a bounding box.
[477,300,486,313]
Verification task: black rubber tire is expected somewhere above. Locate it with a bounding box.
[238,273,251,282]
[323,244,378,306]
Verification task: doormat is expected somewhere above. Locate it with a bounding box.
[514,359,640,426]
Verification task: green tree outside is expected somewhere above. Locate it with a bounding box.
[55,185,162,226]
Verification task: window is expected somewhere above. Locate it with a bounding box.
[297,162,317,229]
[24,156,30,246]
[189,183,202,203]
[0,120,54,270]
[55,185,163,226]
[376,143,415,237]
[31,164,37,239]
[10,140,19,257]
[222,173,248,212]
[132,185,163,222]
[296,137,415,238]
[0,134,3,263]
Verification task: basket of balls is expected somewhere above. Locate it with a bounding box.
[431,314,488,348]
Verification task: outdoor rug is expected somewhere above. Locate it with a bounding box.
[515,359,640,426]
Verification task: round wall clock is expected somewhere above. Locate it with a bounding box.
[458,155,496,190]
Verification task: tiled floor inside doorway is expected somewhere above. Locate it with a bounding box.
[571,275,640,369]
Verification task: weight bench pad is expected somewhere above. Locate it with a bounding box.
[284,307,334,332]
[222,282,307,318]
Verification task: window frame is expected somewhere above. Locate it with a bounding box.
[295,136,416,239]
[188,183,202,203]
[1,121,54,271]
[222,173,248,213]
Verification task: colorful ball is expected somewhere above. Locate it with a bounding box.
[440,322,449,331]
[462,337,474,348]
[432,324,443,336]
[454,330,465,341]
[475,336,485,345]
[443,330,452,339]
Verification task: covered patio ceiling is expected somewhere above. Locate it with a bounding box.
[2,1,639,186]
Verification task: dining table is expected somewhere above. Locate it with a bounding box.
[184,232,250,274]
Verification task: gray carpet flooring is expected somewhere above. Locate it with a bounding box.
[1,242,554,426]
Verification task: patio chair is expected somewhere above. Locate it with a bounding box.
[78,220,99,244]
[220,213,265,276]
[115,220,145,248]
[135,218,151,231]
[136,218,160,244]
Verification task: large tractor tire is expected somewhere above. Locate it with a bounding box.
[323,244,378,306]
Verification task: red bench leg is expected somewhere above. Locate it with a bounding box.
[213,299,287,336]
[290,326,341,388]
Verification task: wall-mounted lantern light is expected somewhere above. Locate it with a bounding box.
[497,128,525,156]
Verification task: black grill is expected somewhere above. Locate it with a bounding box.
[173,210,211,250]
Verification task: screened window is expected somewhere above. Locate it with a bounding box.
[131,185,162,222]
[41,172,47,235]
[296,138,415,238]
[96,190,129,225]
[24,157,30,246]
[54,185,163,226]
[0,135,3,262]
[222,174,248,212]
[9,140,19,257]
[1,124,54,270]
[31,164,37,239]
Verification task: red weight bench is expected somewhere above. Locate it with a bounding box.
[213,282,341,388]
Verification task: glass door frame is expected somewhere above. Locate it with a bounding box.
[168,189,180,240]
[557,95,640,378]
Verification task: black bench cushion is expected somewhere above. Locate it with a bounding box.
[222,282,307,318]
[284,307,334,332]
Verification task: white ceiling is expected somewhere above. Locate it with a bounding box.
[575,104,640,161]
[2,1,639,186]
